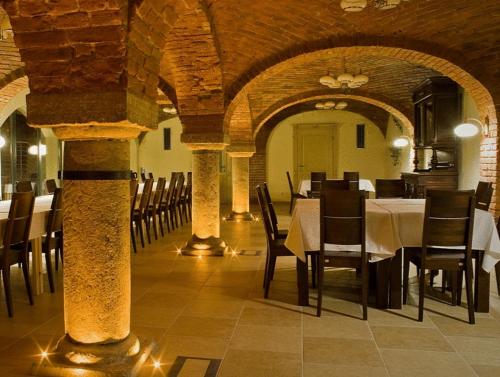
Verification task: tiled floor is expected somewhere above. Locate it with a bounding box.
[0,204,500,376]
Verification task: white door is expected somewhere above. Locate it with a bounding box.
[294,124,335,186]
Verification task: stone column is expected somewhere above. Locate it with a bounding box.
[35,139,152,376]
[182,147,227,256]
[226,151,255,221]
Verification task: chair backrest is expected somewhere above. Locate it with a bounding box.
[343,171,359,182]
[376,179,406,199]
[256,185,275,244]
[475,181,493,211]
[140,172,147,182]
[16,181,33,193]
[131,171,138,180]
[148,172,154,179]
[423,190,475,250]
[310,172,326,197]
[262,183,280,239]
[286,171,295,194]
[185,172,192,201]
[46,188,63,235]
[173,173,185,203]
[3,191,35,252]
[138,179,153,211]
[152,177,166,207]
[321,179,350,191]
[163,172,177,207]
[45,179,57,194]
[130,179,139,215]
[320,188,366,247]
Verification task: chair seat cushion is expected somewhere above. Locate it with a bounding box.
[324,250,361,258]
[405,247,466,260]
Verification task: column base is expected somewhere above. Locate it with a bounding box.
[182,235,227,256]
[31,334,154,377]
[224,211,255,222]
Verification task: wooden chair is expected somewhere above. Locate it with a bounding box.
[286,171,306,214]
[343,172,359,191]
[131,171,138,180]
[179,172,192,223]
[132,178,153,247]
[309,172,326,198]
[147,177,166,239]
[321,179,350,191]
[375,179,406,198]
[317,188,368,319]
[173,173,185,227]
[16,181,33,193]
[160,173,177,233]
[148,172,154,179]
[140,172,147,182]
[130,179,139,253]
[41,188,63,292]
[45,179,57,194]
[0,191,35,316]
[262,183,287,240]
[403,190,475,324]
[475,181,493,211]
[256,185,295,298]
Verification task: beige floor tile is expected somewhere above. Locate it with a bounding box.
[152,335,228,362]
[303,337,383,366]
[381,349,476,377]
[182,298,244,319]
[367,307,436,328]
[303,314,372,339]
[166,316,236,339]
[229,324,301,353]
[218,349,301,377]
[430,315,500,337]
[372,326,453,351]
[238,305,302,327]
[304,363,389,377]
[471,365,500,377]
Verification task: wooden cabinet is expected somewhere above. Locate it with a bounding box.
[402,171,458,198]
[412,76,461,171]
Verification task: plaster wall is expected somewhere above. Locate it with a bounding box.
[459,91,481,190]
[267,110,389,201]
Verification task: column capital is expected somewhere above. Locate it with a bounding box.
[182,132,230,151]
[227,143,256,158]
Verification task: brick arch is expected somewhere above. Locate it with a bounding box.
[0,75,29,126]
[252,90,413,140]
[225,44,497,134]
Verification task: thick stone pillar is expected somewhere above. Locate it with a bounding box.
[182,146,227,256]
[34,139,152,376]
[226,151,255,221]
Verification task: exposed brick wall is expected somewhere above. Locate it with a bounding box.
[0,75,27,113]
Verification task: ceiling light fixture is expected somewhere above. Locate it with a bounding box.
[340,0,408,12]
[315,101,348,110]
[319,57,368,90]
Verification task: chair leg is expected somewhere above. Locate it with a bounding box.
[441,270,446,293]
[317,254,324,317]
[137,219,145,248]
[457,270,463,306]
[289,197,293,214]
[465,259,475,324]
[418,262,425,322]
[21,257,34,305]
[450,271,458,306]
[144,215,151,244]
[264,255,276,298]
[151,213,158,240]
[311,254,317,289]
[45,252,55,293]
[178,206,184,226]
[131,222,137,254]
[263,252,270,288]
[2,269,13,317]
[403,252,410,304]
[362,257,369,320]
[158,211,164,237]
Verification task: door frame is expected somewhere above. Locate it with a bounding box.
[293,123,339,187]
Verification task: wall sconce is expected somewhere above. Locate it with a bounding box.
[389,136,410,166]
[454,117,489,138]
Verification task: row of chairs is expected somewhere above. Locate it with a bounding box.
[130,172,192,252]
[14,178,58,195]
[0,188,63,316]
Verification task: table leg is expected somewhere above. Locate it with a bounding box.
[375,259,390,309]
[31,238,44,295]
[389,249,402,309]
[474,251,490,313]
[296,257,309,306]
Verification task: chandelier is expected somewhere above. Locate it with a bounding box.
[340,0,409,12]
[315,101,348,110]
[319,58,368,89]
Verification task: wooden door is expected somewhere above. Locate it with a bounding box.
[294,124,335,186]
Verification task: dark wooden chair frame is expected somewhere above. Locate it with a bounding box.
[286,171,306,214]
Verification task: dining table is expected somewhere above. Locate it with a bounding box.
[285,198,500,311]
[0,195,54,295]
[298,178,375,197]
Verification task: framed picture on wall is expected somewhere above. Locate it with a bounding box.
[356,124,365,148]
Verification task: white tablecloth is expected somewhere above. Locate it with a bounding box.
[298,178,375,196]
[285,198,500,272]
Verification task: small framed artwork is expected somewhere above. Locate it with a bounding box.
[356,124,365,148]
[163,128,171,150]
